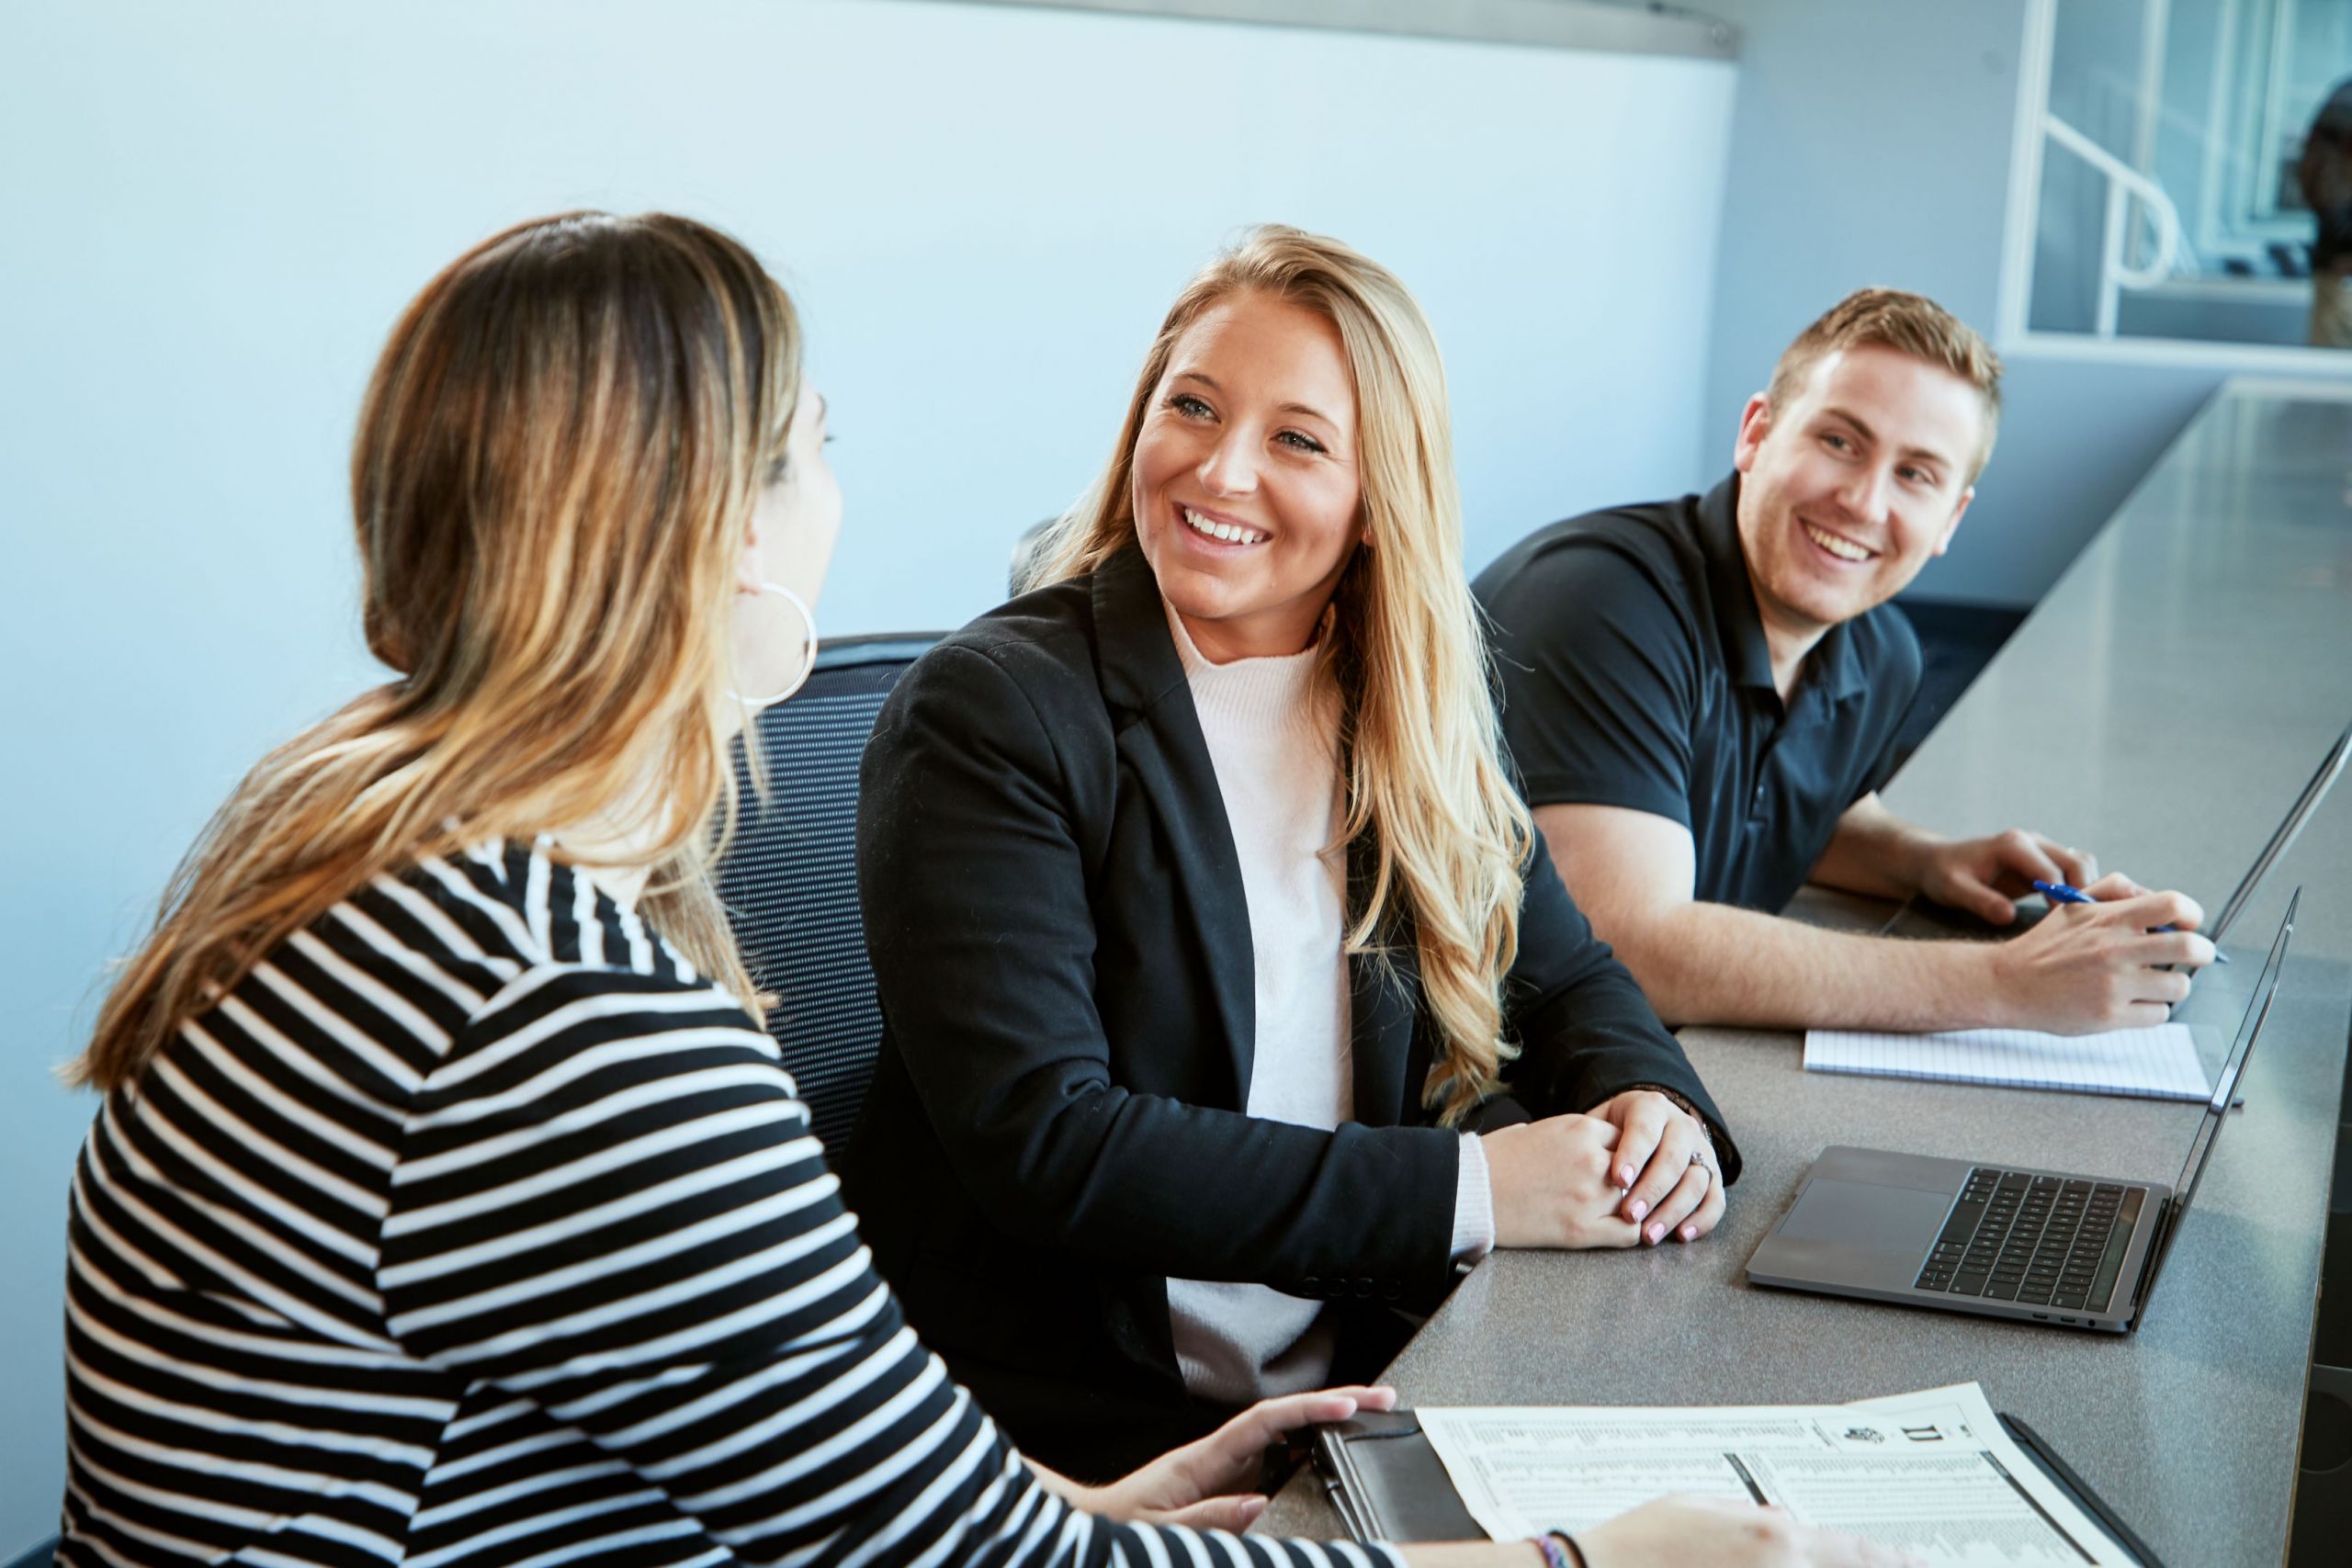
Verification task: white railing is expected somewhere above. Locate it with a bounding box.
[2043,112,2186,336]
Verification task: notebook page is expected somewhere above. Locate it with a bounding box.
[1803,1022,2210,1100]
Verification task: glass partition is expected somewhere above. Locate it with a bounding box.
[2019,0,2352,350]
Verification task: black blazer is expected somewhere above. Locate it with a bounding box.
[843,546,1739,1474]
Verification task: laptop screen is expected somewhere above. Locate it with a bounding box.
[2208,723,2347,943]
[2139,889,2299,1309]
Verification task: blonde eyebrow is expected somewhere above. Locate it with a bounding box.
[1170,369,1340,430]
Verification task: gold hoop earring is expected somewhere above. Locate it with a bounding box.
[729,581,819,709]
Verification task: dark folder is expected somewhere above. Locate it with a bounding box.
[1996,1414,2165,1568]
[1311,1411,1478,1542]
[1312,1408,2161,1567]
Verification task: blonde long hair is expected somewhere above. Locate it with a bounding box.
[71,211,798,1091]
[1024,226,1532,1125]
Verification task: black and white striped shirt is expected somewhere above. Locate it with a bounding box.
[61,841,1403,1567]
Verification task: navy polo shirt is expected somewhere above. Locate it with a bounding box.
[1473,474,1921,914]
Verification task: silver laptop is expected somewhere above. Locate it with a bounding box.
[1882,718,2348,942]
[1747,891,2296,1334]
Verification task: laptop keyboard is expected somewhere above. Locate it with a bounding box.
[1912,1168,2148,1314]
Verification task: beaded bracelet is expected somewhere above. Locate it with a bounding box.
[1532,1529,1587,1568]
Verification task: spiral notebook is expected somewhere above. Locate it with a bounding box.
[1802,1023,2212,1101]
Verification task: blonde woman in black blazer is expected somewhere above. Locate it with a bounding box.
[848,228,1744,1480]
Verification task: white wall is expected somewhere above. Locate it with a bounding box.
[0,0,1736,1547]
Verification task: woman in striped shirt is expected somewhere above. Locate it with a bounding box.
[55,211,1899,1568]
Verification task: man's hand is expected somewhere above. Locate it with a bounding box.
[1986,872,2216,1032]
[1066,1385,1397,1529]
[1913,829,2098,925]
[1536,800,2188,1036]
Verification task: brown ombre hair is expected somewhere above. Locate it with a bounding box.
[71,212,801,1091]
[1023,225,1533,1126]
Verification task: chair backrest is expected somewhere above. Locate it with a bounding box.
[1009,515,1058,595]
[718,633,939,1156]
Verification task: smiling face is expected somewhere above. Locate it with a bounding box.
[1129,290,1364,663]
[1732,344,1984,655]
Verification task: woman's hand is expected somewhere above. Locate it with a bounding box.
[1577,1495,1927,1567]
[1483,1113,1641,1249]
[1055,1384,1397,1530]
[1395,1496,1924,1567]
[1583,1089,1725,1247]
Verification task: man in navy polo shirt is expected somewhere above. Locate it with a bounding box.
[1475,289,2213,1032]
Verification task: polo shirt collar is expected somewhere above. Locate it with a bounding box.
[1812,607,1871,703]
[1699,473,1871,705]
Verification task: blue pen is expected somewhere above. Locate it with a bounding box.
[2031,879,2226,962]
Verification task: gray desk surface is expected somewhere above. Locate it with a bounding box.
[1262,950,2348,1565]
[1262,380,2352,1562]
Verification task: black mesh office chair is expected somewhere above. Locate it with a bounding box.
[1010,516,1058,594]
[717,632,940,1157]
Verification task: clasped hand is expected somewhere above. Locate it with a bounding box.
[1483,1090,1724,1250]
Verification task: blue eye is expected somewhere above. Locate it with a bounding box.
[1277,430,1326,454]
[1170,392,1214,420]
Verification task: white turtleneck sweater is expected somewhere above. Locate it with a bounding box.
[1160,601,1494,1406]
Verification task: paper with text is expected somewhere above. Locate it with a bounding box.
[1803,1022,2210,1100]
[1418,1382,2136,1567]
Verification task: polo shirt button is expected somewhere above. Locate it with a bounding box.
[1381,1281,1401,1301]
[1302,1276,1322,1295]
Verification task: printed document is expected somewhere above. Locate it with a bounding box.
[1418,1382,2134,1567]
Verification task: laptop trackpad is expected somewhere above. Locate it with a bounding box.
[1780,1178,1951,1253]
